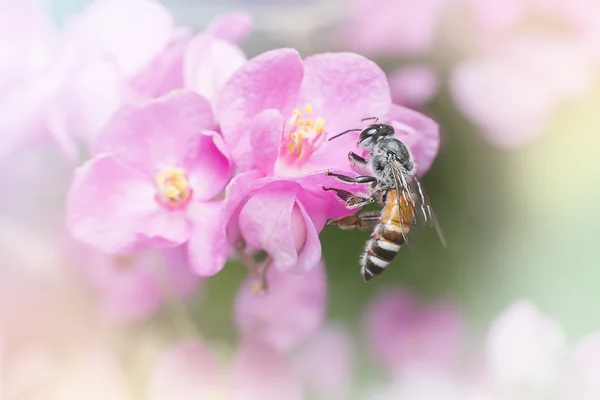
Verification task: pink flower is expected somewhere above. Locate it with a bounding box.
[293,325,354,400]
[66,91,232,276]
[389,65,439,108]
[149,338,302,400]
[484,300,566,394]
[218,49,393,176]
[80,246,201,322]
[234,261,326,351]
[337,0,447,56]
[57,1,252,148]
[364,287,464,375]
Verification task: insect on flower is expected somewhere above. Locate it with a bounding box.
[324,117,446,281]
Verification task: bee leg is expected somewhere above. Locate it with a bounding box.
[325,170,378,185]
[326,211,381,230]
[323,187,374,208]
[348,151,368,165]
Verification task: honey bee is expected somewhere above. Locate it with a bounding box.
[324,118,445,281]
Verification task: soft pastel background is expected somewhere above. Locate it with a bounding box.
[3,0,600,399]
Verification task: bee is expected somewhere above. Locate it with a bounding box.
[324,118,445,281]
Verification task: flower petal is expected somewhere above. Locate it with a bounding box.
[149,340,225,400]
[186,201,228,276]
[65,0,174,77]
[299,52,391,136]
[234,262,326,352]
[486,300,566,390]
[250,109,284,175]
[238,188,298,270]
[184,33,247,113]
[67,154,190,253]
[294,325,354,400]
[291,201,322,273]
[205,11,253,43]
[186,130,232,201]
[386,104,440,176]
[218,48,303,146]
[230,338,303,400]
[389,65,439,108]
[93,91,215,175]
[364,287,463,374]
[560,333,600,400]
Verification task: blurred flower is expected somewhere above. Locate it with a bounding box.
[149,338,302,400]
[67,92,232,276]
[484,300,566,397]
[450,0,600,148]
[388,65,439,109]
[364,287,464,375]
[234,261,326,351]
[337,0,447,56]
[80,246,201,323]
[293,324,354,400]
[559,333,600,400]
[0,0,61,158]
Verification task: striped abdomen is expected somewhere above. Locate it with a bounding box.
[361,189,414,281]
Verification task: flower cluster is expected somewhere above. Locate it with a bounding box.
[0,0,442,397]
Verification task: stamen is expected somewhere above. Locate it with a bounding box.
[155,168,192,209]
[284,103,326,160]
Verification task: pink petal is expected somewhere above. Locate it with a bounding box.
[472,0,525,35]
[291,201,322,273]
[294,325,354,400]
[298,52,391,173]
[450,49,556,149]
[93,91,215,175]
[149,340,225,400]
[486,300,566,390]
[82,247,200,322]
[339,0,445,56]
[187,201,228,276]
[560,333,600,400]
[67,154,191,253]
[205,11,254,43]
[386,104,440,176]
[364,287,464,374]
[0,0,54,85]
[186,130,232,201]
[238,189,299,270]
[65,0,174,77]
[130,34,191,99]
[299,52,391,137]
[234,262,326,352]
[230,339,303,400]
[184,33,247,113]
[55,59,125,145]
[388,65,439,108]
[218,48,303,146]
[250,109,284,175]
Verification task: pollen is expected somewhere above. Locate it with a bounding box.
[155,167,192,209]
[285,103,325,159]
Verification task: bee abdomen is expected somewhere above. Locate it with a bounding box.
[361,237,402,281]
[360,224,409,282]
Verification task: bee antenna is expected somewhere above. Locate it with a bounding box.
[328,128,362,141]
[361,116,379,123]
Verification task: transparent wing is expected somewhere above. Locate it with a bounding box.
[388,161,446,248]
[387,161,418,247]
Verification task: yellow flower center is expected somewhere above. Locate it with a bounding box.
[155,167,192,209]
[285,103,325,160]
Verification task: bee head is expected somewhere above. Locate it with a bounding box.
[358,124,395,147]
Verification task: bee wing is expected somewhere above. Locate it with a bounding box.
[406,173,447,248]
[389,161,446,248]
[388,160,418,247]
